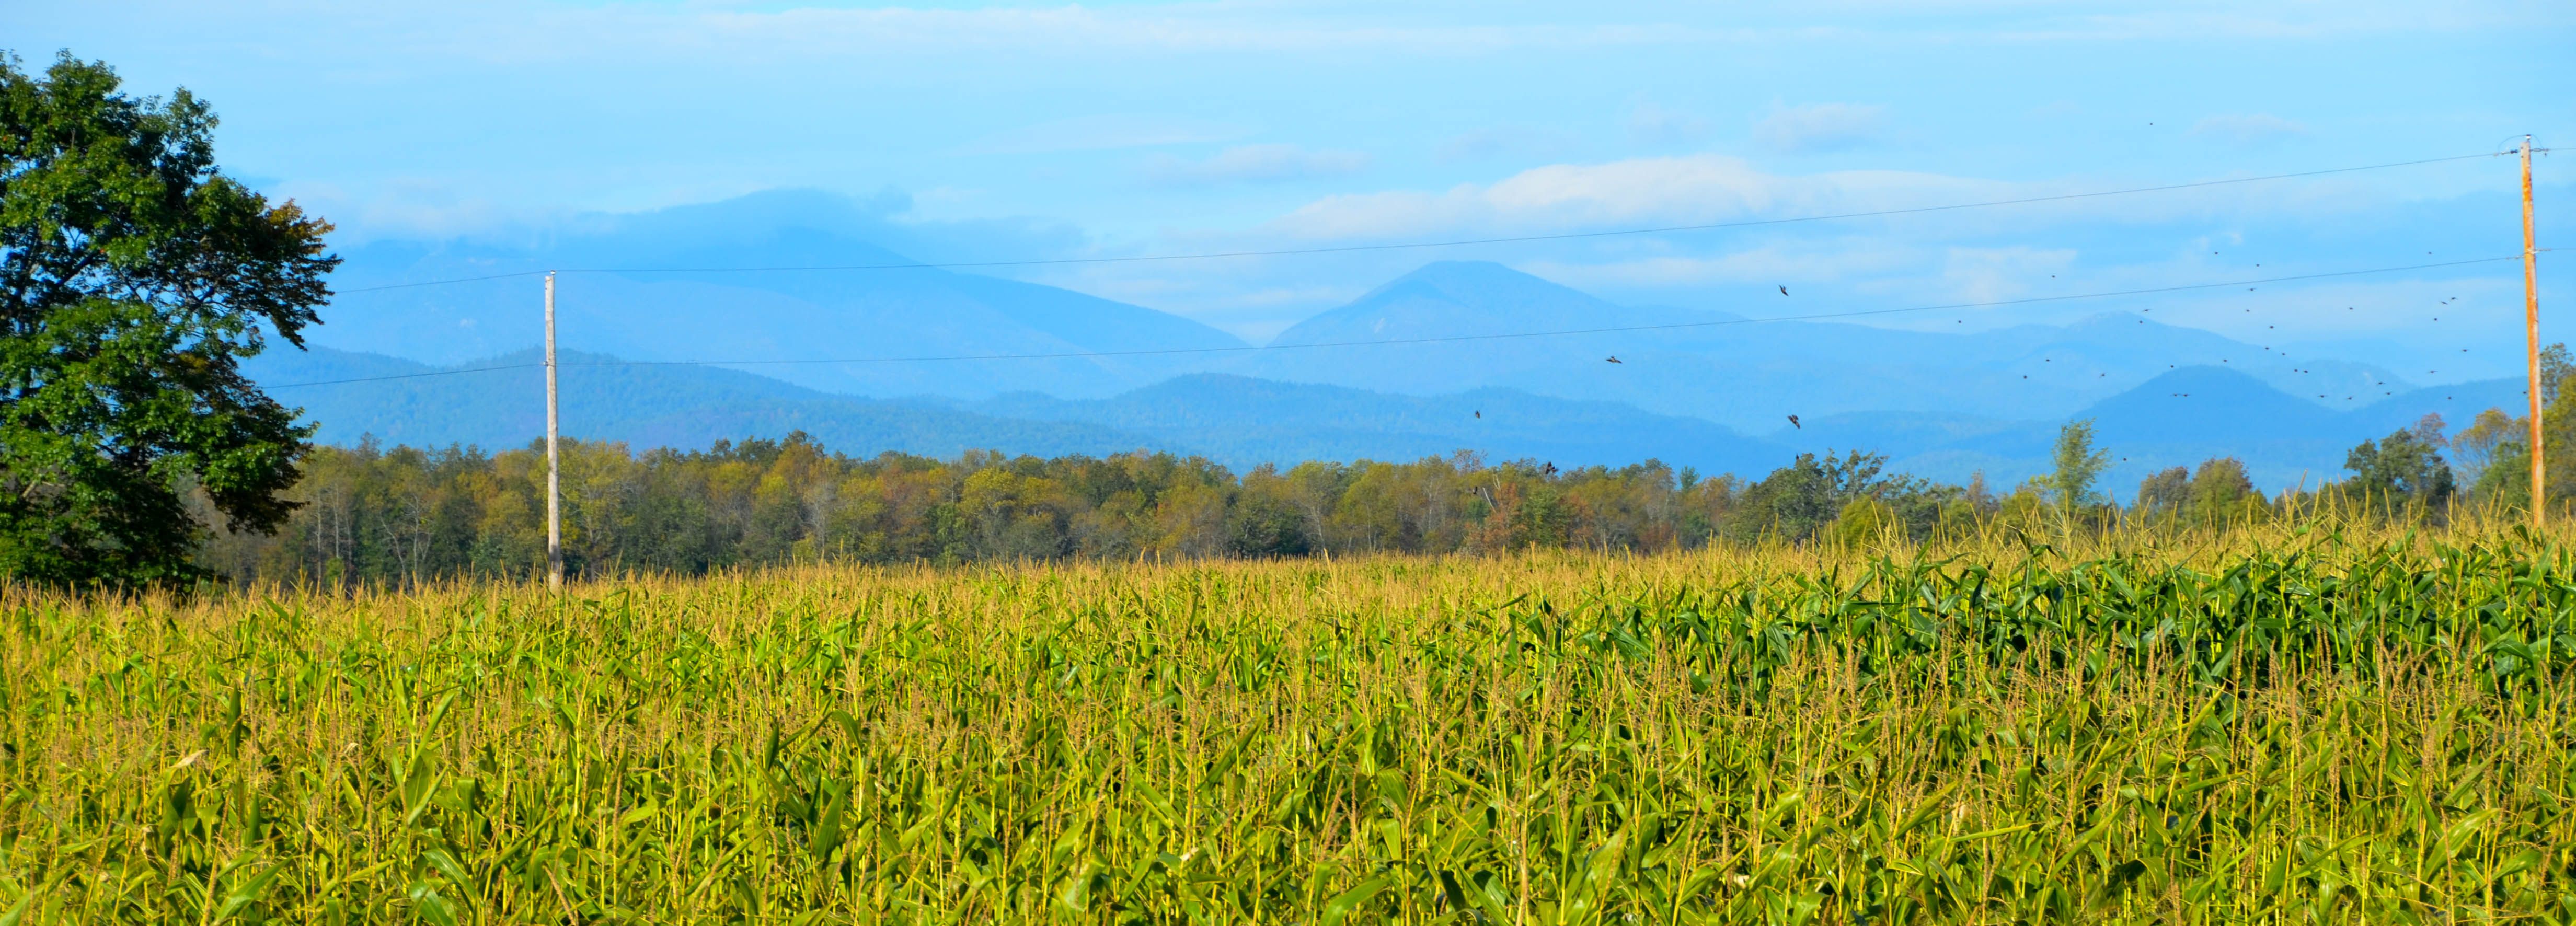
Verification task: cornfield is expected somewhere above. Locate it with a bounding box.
[3,525,2571,923]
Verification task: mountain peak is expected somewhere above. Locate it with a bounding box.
[2078,365,2323,441]
[1368,260,1598,304]
[1270,260,1631,348]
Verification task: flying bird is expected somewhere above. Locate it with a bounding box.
[1787,415,1801,429]
[1474,411,1481,419]
[1778,286,1789,296]
[1604,356,1623,364]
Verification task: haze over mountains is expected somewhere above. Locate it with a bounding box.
[325,190,1246,399]
[274,189,2515,496]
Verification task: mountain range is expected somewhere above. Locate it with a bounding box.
[272,189,2516,495]
[248,344,2512,499]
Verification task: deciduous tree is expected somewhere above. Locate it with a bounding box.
[1,53,335,584]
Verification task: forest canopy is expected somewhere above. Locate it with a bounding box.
[199,409,2499,587]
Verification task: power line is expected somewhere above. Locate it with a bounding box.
[331,151,2516,294]
[266,253,2527,388]
[270,364,544,388]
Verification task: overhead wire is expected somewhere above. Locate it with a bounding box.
[264,253,2534,389]
[330,150,2521,294]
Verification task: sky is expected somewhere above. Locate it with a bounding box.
[8,0,2571,374]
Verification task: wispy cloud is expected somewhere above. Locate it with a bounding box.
[560,4,1719,59]
[1261,154,2003,242]
[1753,103,1891,154]
[1144,144,1372,187]
[1629,102,1712,146]
[957,114,1251,156]
[1523,244,1919,290]
[1939,246,2083,304]
[2188,113,2308,147]
[1435,125,1585,164]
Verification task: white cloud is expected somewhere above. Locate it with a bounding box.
[1261,154,2004,241]
[957,114,1251,155]
[1753,103,1891,154]
[1144,144,1372,186]
[1435,125,1586,164]
[500,3,1723,61]
[274,177,532,243]
[2188,113,2309,147]
[1987,2,2571,41]
[1938,246,2082,304]
[1629,102,1712,146]
[1523,244,1919,290]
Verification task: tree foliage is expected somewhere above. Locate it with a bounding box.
[0,52,335,585]
[2340,414,2455,511]
[2044,418,2111,516]
[199,435,2008,585]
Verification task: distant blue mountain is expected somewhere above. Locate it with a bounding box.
[291,193,2505,491]
[250,348,1797,474]
[246,346,1166,458]
[317,194,2409,431]
[952,374,1794,474]
[251,342,2518,495]
[1838,366,2526,494]
[317,190,1243,399]
[1231,260,2411,432]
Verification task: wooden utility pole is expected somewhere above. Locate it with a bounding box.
[543,271,564,586]
[2525,136,2544,527]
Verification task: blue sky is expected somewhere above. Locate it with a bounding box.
[10,1,2570,368]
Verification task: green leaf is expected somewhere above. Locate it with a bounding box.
[1320,873,1395,926]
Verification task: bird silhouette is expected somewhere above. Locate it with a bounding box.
[1474,411,1481,419]
[1604,356,1622,364]
[1787,414,1801,429]
[1778,286,1788,296]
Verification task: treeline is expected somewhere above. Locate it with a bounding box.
[195,404,2508,586]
